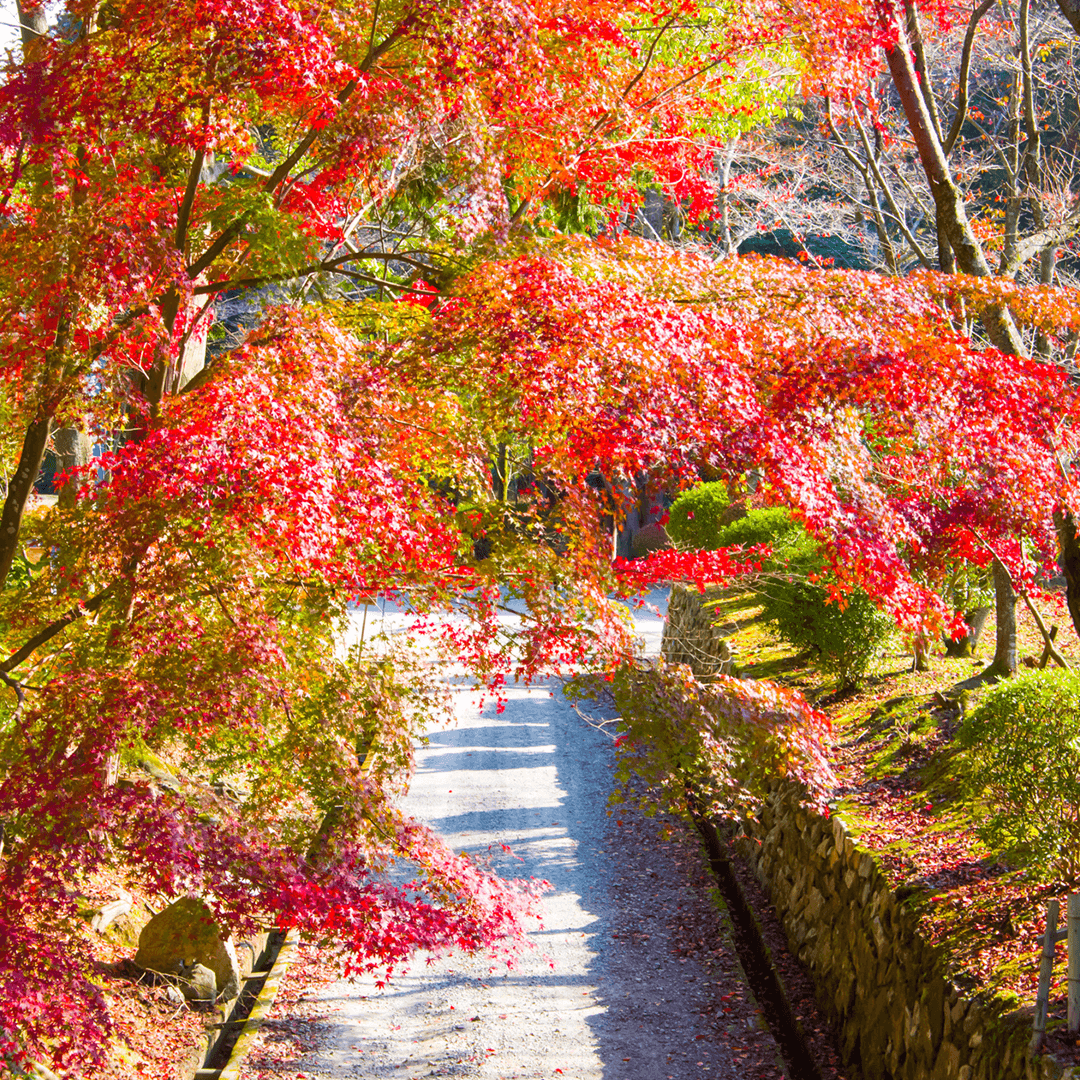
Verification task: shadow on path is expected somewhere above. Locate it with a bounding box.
[281,675,790,1079]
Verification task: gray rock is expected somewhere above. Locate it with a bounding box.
[134,897,240,1000]
[179,962,217,1003]
[90,898,131,934]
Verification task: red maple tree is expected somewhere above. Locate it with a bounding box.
[0,2,815,1074]
[1,1,1079,1076]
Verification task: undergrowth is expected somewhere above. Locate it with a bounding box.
[700,586,1080,1020]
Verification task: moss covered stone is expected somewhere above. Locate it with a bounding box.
[732,785,1074,1079]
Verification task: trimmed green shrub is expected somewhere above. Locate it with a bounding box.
[666,486,802,558]
[667,485,893,689]
[665,482,733,551]
[713,507,803,553]
[958,669,1080,882]
[758,578,894,691]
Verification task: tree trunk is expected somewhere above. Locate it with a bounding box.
[913,636,930,671]
[15,0,47,58]
[986,558,1018,678]
[943,605,992,657]
[882,12,1027,356]
[52,425,91,507]
[881,5,1035,671]
[0,416,52,591]
[1057,0,1080,36]
[1055,509,1080,641]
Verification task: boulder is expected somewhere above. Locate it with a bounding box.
[179,962,217,1003]
[630,522,671,557]
[134,897,240,1000]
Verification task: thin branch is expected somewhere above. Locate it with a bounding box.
[826,98,932,270]
[324,248,440,275]
[893,167,935,221]
[633,54,729,114]
[187,24,409,281]
[620,13,680,103]
[263,21,409,195]
[0,585,115,675]
[0,670,25,718]
[192,250,440,297]
[944,0,996,155]
[511,51,730,227]
[964,115,1019,181]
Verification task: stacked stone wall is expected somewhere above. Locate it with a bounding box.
[661,585,1071,1079]
[735,787,1068,1080]
[660,583,734,679]
[743,790,1071,1075]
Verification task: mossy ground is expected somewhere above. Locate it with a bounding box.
[707,587,1080,1043]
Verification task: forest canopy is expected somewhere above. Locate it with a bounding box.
[2,1,1080,1075]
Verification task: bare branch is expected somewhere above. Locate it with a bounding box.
[843,99,935,270]
[944,0,996,156]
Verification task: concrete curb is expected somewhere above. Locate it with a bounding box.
[193,929,298,1080]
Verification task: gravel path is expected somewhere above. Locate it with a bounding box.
[297,677,790,1080]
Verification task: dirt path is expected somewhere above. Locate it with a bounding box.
[290,679,789,1080]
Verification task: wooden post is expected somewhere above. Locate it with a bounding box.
[1033,898,1059,1052]
[1069,894,1080,1034]
[1038,624,1059,669]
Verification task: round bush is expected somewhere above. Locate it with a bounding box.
[958,669,1080,881]
[667,486,892,689]
[630,522,672,558]
[713,507,803,552]
[665,482,733,551]
[758,577,894,690]
[667,486,801,555]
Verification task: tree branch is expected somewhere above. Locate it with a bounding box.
[187,25,410,280]
[834,97,934,270]
[1020,589,1071,668]
[0,585,115,675]
[620,13,679,104]
[0,415,54,592]
[176,139,207,256]
[192,253,440,298]
[943,0,995,156]
[0,669,26,717]
[510,50,730,228]
[263,21,410,196]
[999,203,1080,277]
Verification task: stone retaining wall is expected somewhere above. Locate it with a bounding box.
[660,585,1071,1079]
[734,788,1067,1080]
[660,583,735,680]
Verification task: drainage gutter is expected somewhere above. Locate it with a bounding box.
[693,812,825,1080]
